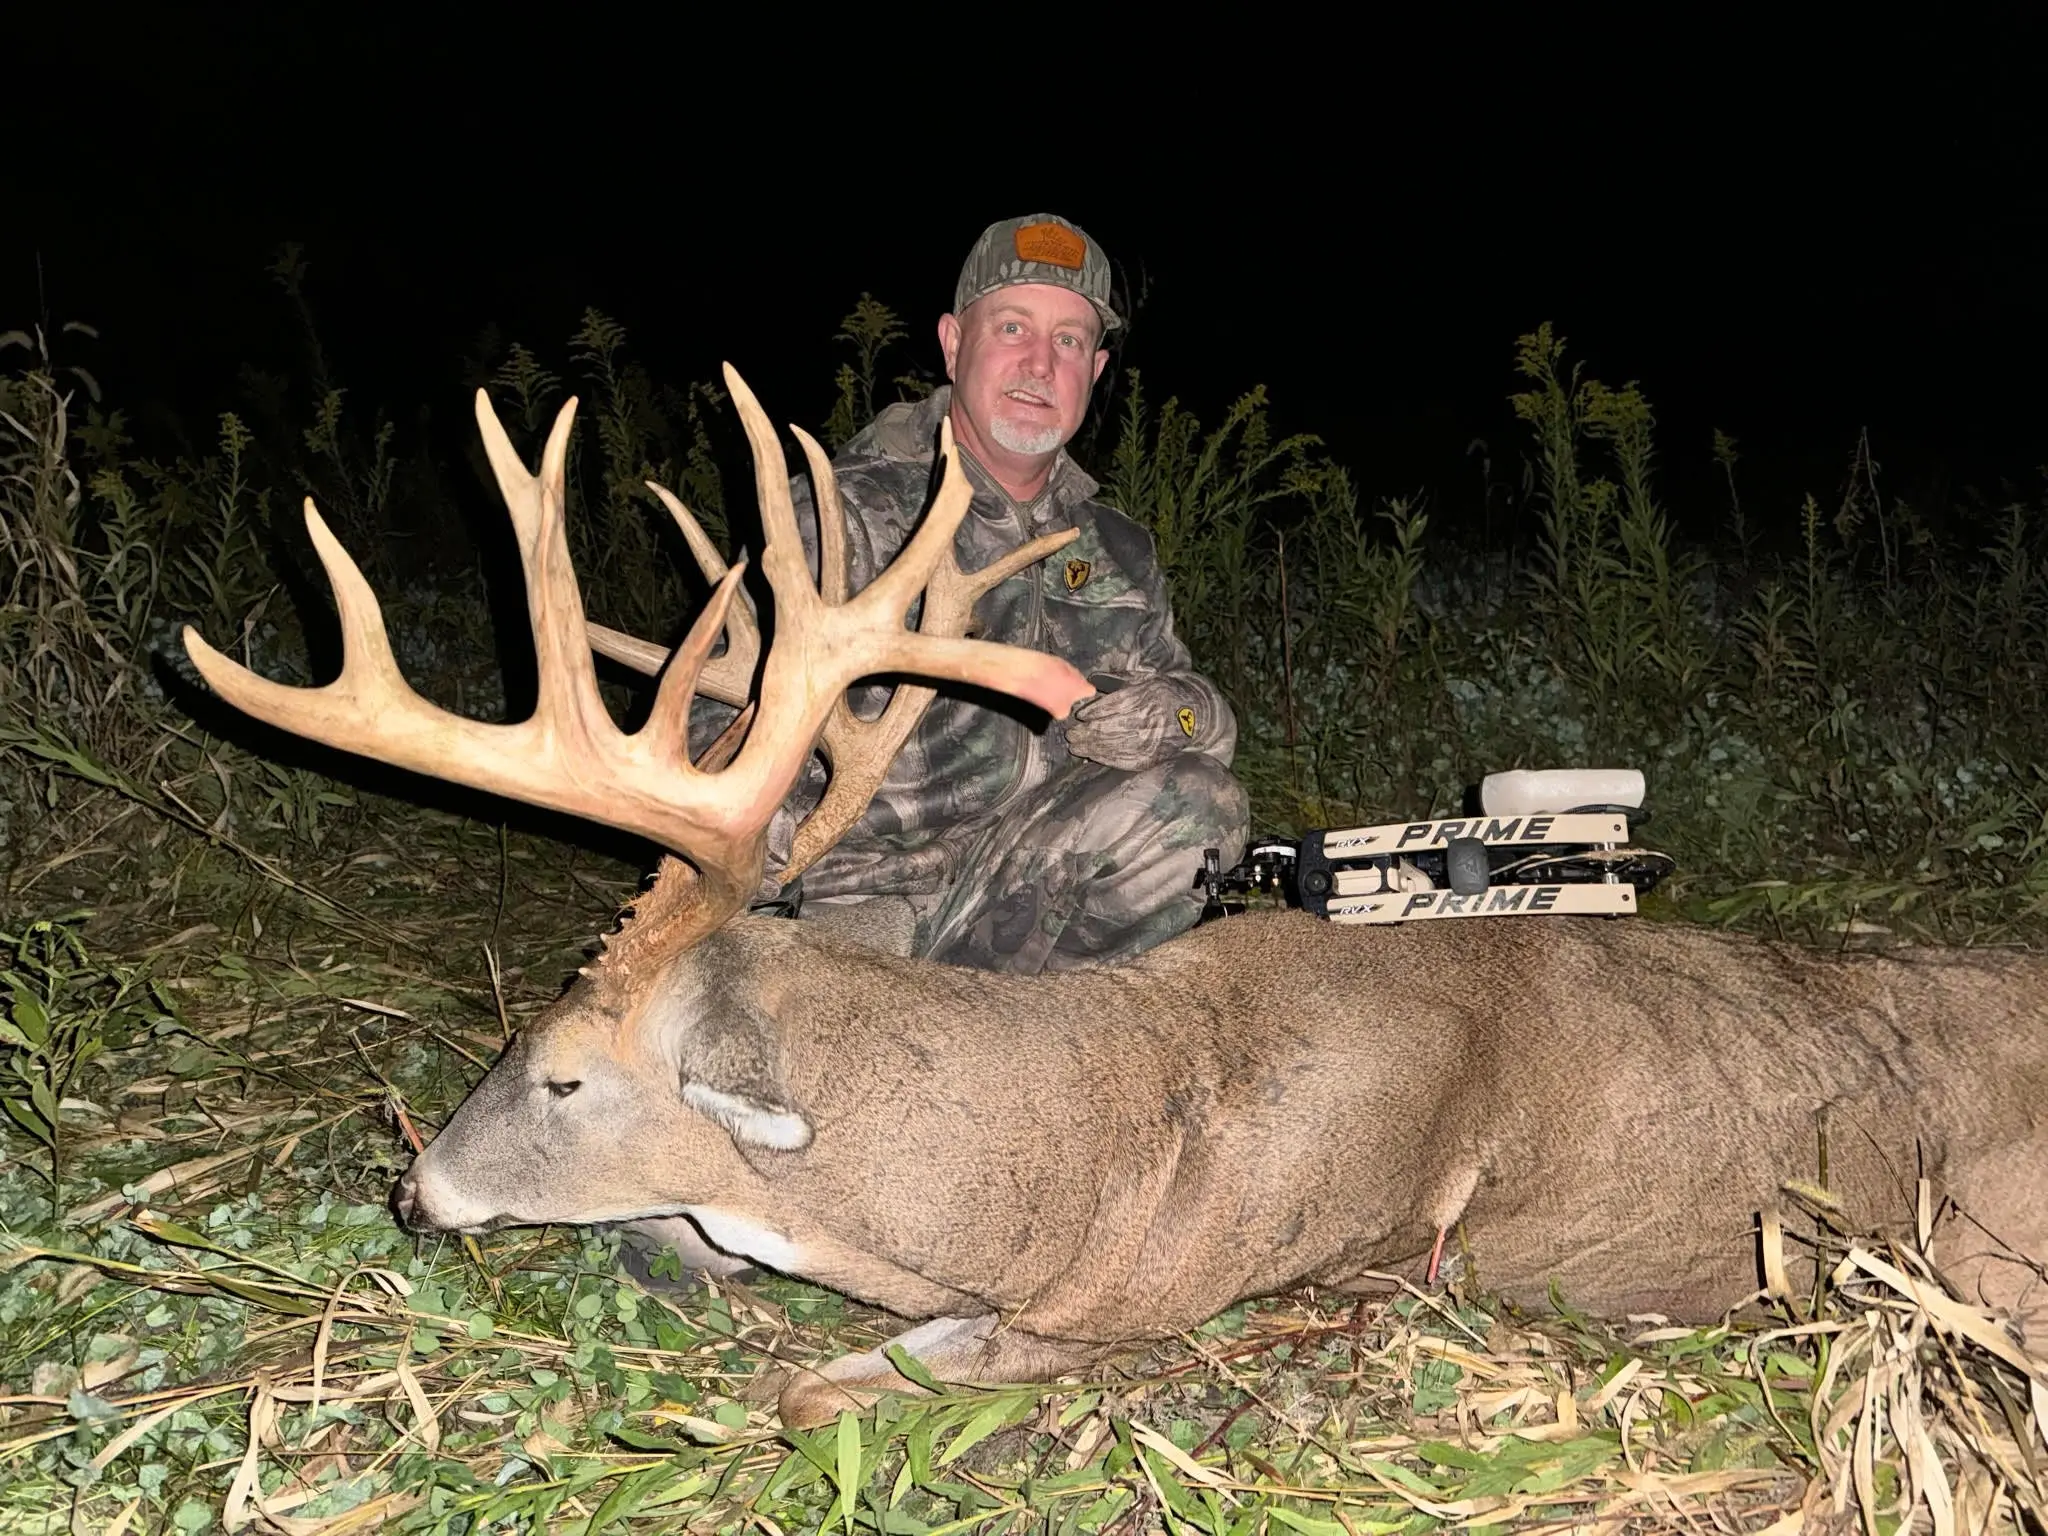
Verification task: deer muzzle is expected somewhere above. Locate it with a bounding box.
[390,1154,510,1235]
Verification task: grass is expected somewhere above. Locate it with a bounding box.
[1,275,2045,1532]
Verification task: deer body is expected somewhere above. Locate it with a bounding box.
[397,906,2048,1426]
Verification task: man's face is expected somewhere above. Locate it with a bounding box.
[938,284,1109,465]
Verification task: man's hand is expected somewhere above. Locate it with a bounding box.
[1063,679,1208,772]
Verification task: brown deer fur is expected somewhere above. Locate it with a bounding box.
[394,902,2048,1428]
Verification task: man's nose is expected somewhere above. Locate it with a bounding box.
[1020,333,1057,374]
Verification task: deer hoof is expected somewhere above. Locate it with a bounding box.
[777,1372,896,1430]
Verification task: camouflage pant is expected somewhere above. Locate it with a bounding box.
[799,755,1248,975]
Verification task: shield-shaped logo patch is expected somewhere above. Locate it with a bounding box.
[1064,558,1092,591]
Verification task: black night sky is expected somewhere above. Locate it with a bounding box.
[13,19,2046,551]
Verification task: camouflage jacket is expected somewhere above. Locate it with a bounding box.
[716,386,1238,901]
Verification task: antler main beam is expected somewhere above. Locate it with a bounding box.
[181,365,1093,916]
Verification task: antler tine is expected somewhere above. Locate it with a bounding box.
[721,364,822,627]
[797,427,852,608]
[846,415,979,625]
[584,480,761,709]
[585,622,675,680]
[183,501,415,738]
[472,393,612,731]
[788,429,871,731]
[185,395,617,803]
[779,424,883,874]
[639,561,749,768]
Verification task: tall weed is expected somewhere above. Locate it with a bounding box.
[1509,322,1714,731]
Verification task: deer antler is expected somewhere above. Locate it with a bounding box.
[589,422,1081,883]
[586,500,759,709]
[182,364,1093,948]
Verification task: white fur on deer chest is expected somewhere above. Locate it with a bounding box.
[683,1205,809,1273]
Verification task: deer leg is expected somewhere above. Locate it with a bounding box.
[1932,1154,2048,1342]
[777,1315,1103,1429]
[615,1216,760,1292]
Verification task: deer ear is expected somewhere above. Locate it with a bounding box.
[667,955,812,1152]
[682,1080,814,1152]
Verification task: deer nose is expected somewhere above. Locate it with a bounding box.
[392,1167,422,1230]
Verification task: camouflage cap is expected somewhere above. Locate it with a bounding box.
[953,213,1124,336]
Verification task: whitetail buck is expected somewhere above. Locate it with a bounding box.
[183,369,2048,1430]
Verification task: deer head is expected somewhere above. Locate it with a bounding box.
[181,365,1093,1232]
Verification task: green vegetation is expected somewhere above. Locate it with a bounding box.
[1,269,2043,1532]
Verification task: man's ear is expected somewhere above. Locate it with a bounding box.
[1092,347,1109,384]
[937,312,962,380]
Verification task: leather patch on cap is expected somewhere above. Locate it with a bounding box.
[1015,222,1086,269]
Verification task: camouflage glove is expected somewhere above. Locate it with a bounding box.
[1062,679,1208,772]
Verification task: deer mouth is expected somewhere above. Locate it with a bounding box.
[393,1164,517,1236]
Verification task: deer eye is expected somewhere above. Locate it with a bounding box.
[547,1080,582,1099]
